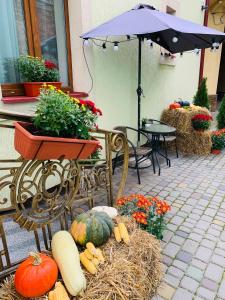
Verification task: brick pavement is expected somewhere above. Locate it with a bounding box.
[113,152,225,300]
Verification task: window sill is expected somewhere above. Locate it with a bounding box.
[1,91,89,104]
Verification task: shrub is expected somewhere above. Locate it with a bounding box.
[116,194,171,240]
[193,78,210,109]
[33,85,102,139]
[17,55,59,82]
[217,95,225,129]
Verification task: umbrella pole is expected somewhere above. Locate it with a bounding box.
[137,36,142,142]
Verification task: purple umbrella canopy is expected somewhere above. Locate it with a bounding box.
[81,4,225,137]
[82,3,225,53]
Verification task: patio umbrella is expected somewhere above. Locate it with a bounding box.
[82,3,225,139]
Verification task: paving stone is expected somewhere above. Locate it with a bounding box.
[179,226,192,233]
[165,273,180,288]
[182,239,199,254]
[186,266,204,281]
[176,250,192,264]
[205,263,224,282]
[197,287,216,300]
[162,255,173,266]
[195,246,212,262]
[196,220,210,231]
[163,230,174,243]
[189,232,202,242]
[167,266,184,279]
[167,223,178,231]
[171,235,185,245]
[180,276,199,293]
[207,228,220,237]
[191,259,207,270]
[163,243,180,258]
[200,239,216,250]
[218,279,225,299]
[158,283,175,300]
[215,247,225,256]
[176,230,189,239]
[211,254,225,267]
[172,287,193,300]
[220,231,225,241]
[172,259,188,271]
[201,215,213,222]
[204,208,217,217]
[171,216,183,226]
[201,278,218,291]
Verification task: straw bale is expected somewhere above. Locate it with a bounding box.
[161,105,212,155]
[0,217,162,300]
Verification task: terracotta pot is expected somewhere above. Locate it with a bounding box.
[14,122,100,160]
[211,149,221,155]
[23,82,62,97]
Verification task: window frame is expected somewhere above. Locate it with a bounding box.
[1,0,73,97]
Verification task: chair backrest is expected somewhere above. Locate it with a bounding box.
[145,119,166,125]
[113,126,127,137]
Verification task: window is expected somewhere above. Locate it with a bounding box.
[0,0,72,96]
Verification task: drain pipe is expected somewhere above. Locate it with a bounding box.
[199,0,210,85]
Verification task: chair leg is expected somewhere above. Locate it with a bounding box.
[135,155,141,184]
[151,152,156,174]
[112,152,119,174]
[175,139,179,158]
[163,137,169,166]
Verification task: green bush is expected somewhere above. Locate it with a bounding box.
[211,133,225,150]
[33,86,99,139]
[193,78,210,109]
[217,95,225,129]
[17,55,59,82]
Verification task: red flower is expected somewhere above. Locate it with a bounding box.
[191,114,213,121]
[44,60,57,69]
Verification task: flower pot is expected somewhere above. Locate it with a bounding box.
[14,122,100,160]
[23,82,62,97]
[211,149,221,155]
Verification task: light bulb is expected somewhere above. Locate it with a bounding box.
[180,52,183,57]
[102,43,107,51]
[194,48,200,55]
[146,38,152,45]
[114,42,119,51]
[156,37,160,42]
[172,36,179,43]
[84,39,89,47]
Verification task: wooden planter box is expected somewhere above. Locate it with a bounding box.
[24,82,62,97]
[14,122,100,160]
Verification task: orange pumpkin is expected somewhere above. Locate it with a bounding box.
[169,103,181,110]
[15,252,58,298]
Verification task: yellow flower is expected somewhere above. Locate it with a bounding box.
[72,97,80,104]
[82,104,86,111]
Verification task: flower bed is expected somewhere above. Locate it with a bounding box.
[211,129,225,153]
[116,194,171,240]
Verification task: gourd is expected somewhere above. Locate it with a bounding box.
[114,226,122,242]
[118,223,130,244]
[51,231,86,296]
[70,210,114,246]
[92,206,118,218]
[80,252,98,274]
[169,103,181,110]
[48,282,69,300]
[14,252,58,298]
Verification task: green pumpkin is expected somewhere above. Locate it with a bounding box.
[70,210,114,246]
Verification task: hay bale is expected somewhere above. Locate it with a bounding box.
[0,217,162,300]
[161,105,212,155]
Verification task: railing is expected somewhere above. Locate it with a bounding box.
[0,124,128,277]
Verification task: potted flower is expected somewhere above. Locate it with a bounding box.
[191,114,213,131]
[211,130,225,154]
[17,55,61,97]
[116,194,171,240]
[14,85,102,160]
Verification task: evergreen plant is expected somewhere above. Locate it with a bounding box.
[193,78,210,109]
[217,94,225,129]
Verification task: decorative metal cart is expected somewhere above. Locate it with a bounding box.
[0,109,128,278]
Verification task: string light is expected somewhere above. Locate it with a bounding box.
[180,52,183,57]
[114,42,119,51]
[156,37,160,42]
[172,36,179,43]
[146,38,153,47]
[84,39,90,47]
[102,43,107,51]
[194,48,200,55]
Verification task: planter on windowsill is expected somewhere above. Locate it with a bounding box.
[14,121,100,160]
[24,82,62,97]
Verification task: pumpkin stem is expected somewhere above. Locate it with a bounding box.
[29,252,42,266]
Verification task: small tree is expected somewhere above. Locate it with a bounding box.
[193,78,210,109]
[217,94,225,129]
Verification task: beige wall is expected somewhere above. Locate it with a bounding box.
[68,0,205,131]
[203,12,224,95]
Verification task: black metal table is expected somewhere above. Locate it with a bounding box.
[141,124,176,175]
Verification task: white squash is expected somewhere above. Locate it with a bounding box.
[51,231,86,296]
[92,206,118,218]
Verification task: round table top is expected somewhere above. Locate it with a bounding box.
[141,124,176,135]
[0,100,36,119]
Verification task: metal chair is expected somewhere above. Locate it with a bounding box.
[145,119,179,161]
[112,126,156,184]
